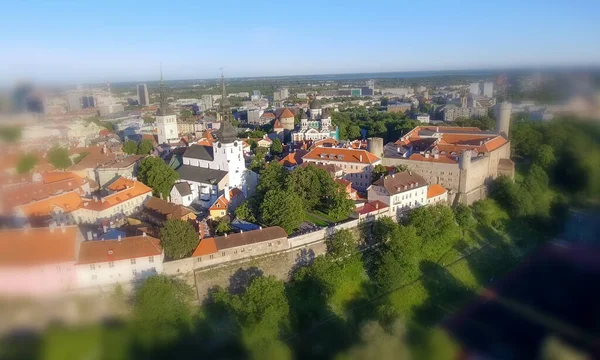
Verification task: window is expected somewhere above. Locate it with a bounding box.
[241,248,245,252]
[209,255,214,259]
[221,252,225,256]
[131,258,136,265]
[89,264,95,270]
[149,256,154,263]
[109,261,114,268]
[268,242,272,247]
[132,269,138,276]
[234,250,237,254]
[197,257,201,262]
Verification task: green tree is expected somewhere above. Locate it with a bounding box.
[159,219,199,259]
[260,189,304,234]
[16,153,38,174]
[453,203,476,236]
[372,164,388,182]
[326,229,357,258]
[270,138,283,155]
[250,148,267,173]
[48,146,72,170]
[179,109,192,121]
[143,115,155,124]
[248,139,258,152]
[132,275,194,349]
[215,220,232,235]
[213,276,291,360]
[122,140,138,155]
[338,320,410,360]
[235,201,257,223]
[373,224,420,291]
[408,205,461,260]
[0,126,22,142]
[533,144,556,170]
[137,138,154,155]
[322,182,355,221]
[137,156,179,199]
[286,165,329,211]
[347,125,362,140]
[257,161,288,195]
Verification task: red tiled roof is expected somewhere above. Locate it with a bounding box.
[77,235,162,265]
[261,112,276,119]
[273,119,283,129]
[209,188,243,211]
[81,177,152,211]
[192,237,217,257]
[279,108,295,119]
[279,150,307,167]
[356,200,388,215]
[303,147,380,164]
[427,184,448,198]
[409,153,458,164]
[19,191,82,217]
[0,226,79,266]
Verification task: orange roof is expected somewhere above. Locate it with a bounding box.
[273,119,283,129]
[192,237,217,257]
[77,235,162,265]
[356,200,388,215]
[427,184,448,198]
[279,150,307,167]
[40,171,82,184]
[335,178,352,187]
[303,147,380,164]
[261,112,276,118]
[203,130,215,142]
[19,191,82,217]
[409,153,457,164]
[209,188,243,211]
[0,226,78,266]
[279,108,295,119]
[81,177,152,211]
[309,137,338,149]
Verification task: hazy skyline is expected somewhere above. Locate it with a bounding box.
[1,0,599,85]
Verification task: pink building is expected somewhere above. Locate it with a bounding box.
[0,225,82,297]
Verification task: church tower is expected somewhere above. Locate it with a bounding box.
[156,67,179,144]
[212,72,246,192]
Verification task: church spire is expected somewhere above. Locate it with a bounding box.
[157,63,171,116]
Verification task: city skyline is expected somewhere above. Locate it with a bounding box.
[1,0,599,84]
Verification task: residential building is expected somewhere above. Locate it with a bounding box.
[191,226,288,267]
[427,184,448,205]
[292,98,339,141]
[302,147,381,191]
[142,197,195,226]
[354,200,389,223]
[170,182,194,207]
[202,95,213,109]
[95,155,144,187]
[177,120,196,135]
[137,84,150,106]
[415,114,431,123]
[469,82,494,98]
[74,177,153,224]
[382,125,514,204]
[247,109,264,125]
[0,225,82,296]
[437,103,488,122]
[76,234,163,288]
[209,187,244,219]
[279,150,307,170]
[367,171,428,218]
[387,103,412,113]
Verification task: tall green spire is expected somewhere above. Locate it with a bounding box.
[157,63,171,116]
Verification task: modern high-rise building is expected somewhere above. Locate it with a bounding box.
[252,90,261,97]
[66,93,81,111]
[202,95,213,109]
[137,84,150,106]
[469,83,480,96]
[483,82,494,98]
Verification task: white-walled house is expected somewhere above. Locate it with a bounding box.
[170,182,194,207]
[367,172,428,218]
[0,225,83,297]
[76,234,164,288]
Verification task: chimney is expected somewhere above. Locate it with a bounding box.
[224,188,231,201]
[142,232,146,237]
[87,231,93,240]
[240,230,243,233]
[259,226,262,230]
[224,233,228,237]
[425,153,430,158]
[360,155,363,162]
[375,202,379,210]
[118,235,122,242]
[101,198,106,203]
[60,223,66,233]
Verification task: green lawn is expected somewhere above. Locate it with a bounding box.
[305,212,329,227]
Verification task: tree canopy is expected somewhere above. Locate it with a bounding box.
[260,189,305,234]
[270,138,283,155]
[48,146,72,170]
[122,140,138,155]
[132,275,194,349]
[16,153,38,174]
[159,219,199,259]
[137,138,154,155]
[137,156,179,199]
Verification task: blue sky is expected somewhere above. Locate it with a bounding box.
[1,0,598,84]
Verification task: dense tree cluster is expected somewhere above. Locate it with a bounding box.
[47,146,72,169]
[236,162,355,233]
[331,107,420,142]
[16,153,38,174]
[122,139,154,155]
[137,156,179,199]
[159,219,199,259]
